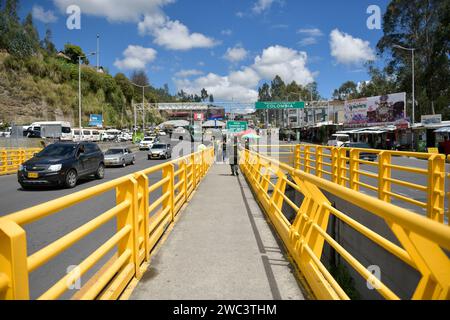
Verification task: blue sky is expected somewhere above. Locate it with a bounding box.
[20,0,390,101]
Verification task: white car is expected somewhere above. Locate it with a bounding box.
[327,134,350,147]
[139,137,157,150]
[118,132,132,142]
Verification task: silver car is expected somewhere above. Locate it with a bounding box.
[104,148,135,167]
[148,144,172,160]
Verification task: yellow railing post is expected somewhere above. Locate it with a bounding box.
[378,152,391,203]
[427,154,445,223]
[316,147,323,178]
[331,147,339,184]
[116,177,140,278]
[0,149,6,174]
[305,146,311,174]
[295,145,301,170]
[0,219,30,300]
[192,153,197,189]
[133,172,150,264]
[162,164,175,222]
[181,160,188,203]
[349,149,360,191]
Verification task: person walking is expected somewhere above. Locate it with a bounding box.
[228,136,239,176]
[222,135,227,162]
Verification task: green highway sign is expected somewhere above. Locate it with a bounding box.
[255,101,305,109]
[226,121,248,133]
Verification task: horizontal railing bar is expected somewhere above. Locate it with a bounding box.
[5,175,132,226]
[148,192,170,214]
[148,176,170,194]
[38,225,131,300]
[27,200,131,273]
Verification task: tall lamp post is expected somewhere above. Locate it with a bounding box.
[131,82,152,135]
[393,44,416,123]
[393,44,416,149]
[78,52,96,138]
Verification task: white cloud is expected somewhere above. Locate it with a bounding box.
[138,14,218,50]
[228,67,260,88]
[253,45,314,85]
[224,46,249,63]
[175,69,204,78]
[174,73,259,103]
[175,45,315,102]
[54,0,217,51]
[53,0,173,22]
[221,29,232,36]
[236,11,245,18]
[297,28,323,47]
[252,0,276,14]
[114,45,157,70]
[32,5,58,23]
[329,29,375,65]
[297,28,323,37]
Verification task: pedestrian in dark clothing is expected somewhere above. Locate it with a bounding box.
[228,136,239,176]
[222,136,227,162]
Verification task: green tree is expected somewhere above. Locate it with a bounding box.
[64,44,89,64]
[130,70,149,86]
[23,13,39,51]
[377,0,449,118]
[270,75,286,101]
[114,73,134,104]
[209,94,214,103]
[333,81,358,100]
[4,0,19,23]
[200,88,209,101]
[305,82,320,101]
[258,83,271,101]
[42,28,56,55]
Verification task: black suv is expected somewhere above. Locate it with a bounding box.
[18,142,105,189]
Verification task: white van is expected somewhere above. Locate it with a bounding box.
[72,128,95,142]
[327,134,350,147]
[27,121,73,140]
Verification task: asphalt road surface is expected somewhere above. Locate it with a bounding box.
[0,138,202,299]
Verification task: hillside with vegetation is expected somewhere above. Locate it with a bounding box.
[0,0,177,128]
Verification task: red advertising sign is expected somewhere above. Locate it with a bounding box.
[194,113,205,121]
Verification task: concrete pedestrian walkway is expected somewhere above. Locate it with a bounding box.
[131,163,306,300]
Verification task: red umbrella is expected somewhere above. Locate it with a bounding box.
[236,129,256,136]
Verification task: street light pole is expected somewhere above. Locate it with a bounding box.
[78,52,96,138]
[131,82,151,135]
[393,44,416,149]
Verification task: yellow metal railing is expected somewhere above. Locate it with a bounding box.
[254,144,446,224]
[0,148,42,176]
[0,147,214,300]
[240,148,450,300]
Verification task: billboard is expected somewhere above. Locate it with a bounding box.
[421,114,442,125]
[208,108,225,120]
[89,114,103,127]
[344,92,406,126]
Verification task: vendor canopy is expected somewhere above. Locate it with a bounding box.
[434,127,450,133]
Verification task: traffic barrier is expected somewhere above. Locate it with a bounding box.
[251,144,446,224]
[240,148,450,300]
[0,148,42,176]
[0,147,214,300]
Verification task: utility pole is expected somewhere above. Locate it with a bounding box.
[78,52,96,138]
[96,34,100,72]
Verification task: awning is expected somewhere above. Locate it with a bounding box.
[434,127,450,133]
[202,120,226,128]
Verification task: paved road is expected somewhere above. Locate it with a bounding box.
[0,138,201,299]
